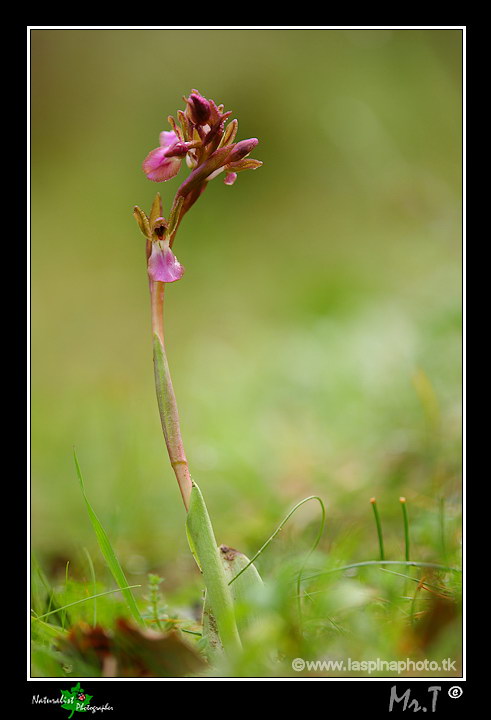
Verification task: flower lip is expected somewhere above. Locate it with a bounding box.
[148,241,184,283]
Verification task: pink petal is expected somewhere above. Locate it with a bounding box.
[148,242,184,283]
[159,130,179,149]
[143,147,182,182]
[224,172,237,186]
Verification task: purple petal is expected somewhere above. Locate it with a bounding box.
[143,147,182,182]
[148,242,185,283]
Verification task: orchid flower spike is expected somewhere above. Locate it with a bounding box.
[136,90,262,284]
[142,90,262,187]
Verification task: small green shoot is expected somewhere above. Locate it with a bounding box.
[144,574,167,631]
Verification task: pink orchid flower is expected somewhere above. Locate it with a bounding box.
[147,239,184,283]
[143,131,187,182]
[146,218,184,283]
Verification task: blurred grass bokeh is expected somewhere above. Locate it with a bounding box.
[31,29,461,671]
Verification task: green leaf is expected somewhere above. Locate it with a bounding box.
[221,546,263,626]
[203,546,263,655]
[73,450,144,625]
[185,482,241,655]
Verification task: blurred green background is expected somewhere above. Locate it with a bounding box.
[31,29,461,593]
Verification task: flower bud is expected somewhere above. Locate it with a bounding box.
[186,92,211,126]
[228,138,258,162]
[165,142,189,158]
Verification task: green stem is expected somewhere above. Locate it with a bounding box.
[150,280,240,653]
[400,497,410,562]
[151,280,193,511]
[370,497,385,561]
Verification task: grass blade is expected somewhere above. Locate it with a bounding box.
[301,560,461,582]
[83,547,97,626]
[229,495,326,589]
[31,585,142,621]
[73,450,144,625]
[226,495,326,622]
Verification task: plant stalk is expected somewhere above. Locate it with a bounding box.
[150,279,193,511]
